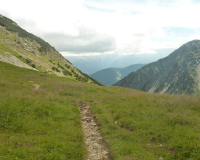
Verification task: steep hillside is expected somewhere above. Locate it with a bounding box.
[0,14,101,85]
[114,40,200,95]
[90,64,145,85]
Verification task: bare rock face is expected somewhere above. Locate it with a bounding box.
[0,52,34,70]
[114,40,200,95]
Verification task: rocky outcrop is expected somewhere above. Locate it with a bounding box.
[114,40,200,95]
[0,52,34,70]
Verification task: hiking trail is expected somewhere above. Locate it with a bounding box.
[77,101,112,160]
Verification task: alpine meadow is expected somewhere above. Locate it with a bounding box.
[1,14,200,160]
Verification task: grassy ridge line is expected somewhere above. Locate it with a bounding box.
[1,61,200,159]
[0,14,53,53]
[0,15,73,72]
[0,15,100,85]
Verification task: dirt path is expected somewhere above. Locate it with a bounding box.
[77,101,112,160]
[33,84,40,91]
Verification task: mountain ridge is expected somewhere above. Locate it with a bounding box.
[114,40,200,94]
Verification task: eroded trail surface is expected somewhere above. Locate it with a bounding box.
[77,101,112,160]
[33,84,40,91]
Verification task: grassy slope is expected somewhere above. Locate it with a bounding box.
[0,14,56,53]
[0,15,101,85]
[1,61,200,159]
[0,62,86,159]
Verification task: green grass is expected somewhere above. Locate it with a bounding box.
[85,91,200,159]
[1,61,200,159]
[0,62,86,159]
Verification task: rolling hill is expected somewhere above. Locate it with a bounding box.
[90,64,145,86]
[114,40,200,95]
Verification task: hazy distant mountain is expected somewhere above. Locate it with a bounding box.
[114,40,200,95]
[90,64,145,86]
[70,58,102,75]
[65,49,173,74]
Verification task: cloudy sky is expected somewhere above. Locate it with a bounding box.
[1,0,200,58]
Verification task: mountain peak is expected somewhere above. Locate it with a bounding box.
[114,40,200,95]
[186,39,200,44]
[179,39,200,52]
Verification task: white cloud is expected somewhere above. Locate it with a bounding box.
[151,28,167,38]
[0,0,200,56]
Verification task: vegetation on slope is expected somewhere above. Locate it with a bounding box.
[0,61,86,159]
[0,14,100,85]
[0,14,53,52]
[86,90,200,159]
[1,61,200,159]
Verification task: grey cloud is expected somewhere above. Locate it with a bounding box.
[43,27,116,53]
[0,10,11,19]
[14,18,44,37]
[15,18,37,28]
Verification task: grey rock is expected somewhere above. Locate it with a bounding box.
[114,40,200,95]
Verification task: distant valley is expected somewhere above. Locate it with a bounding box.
[90,64,145,86]
[65,48,173,74]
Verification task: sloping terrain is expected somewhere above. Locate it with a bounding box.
[1,14,200,160]
[0,14,101,85]
[90,64,145,86]
[0,61,87,159]
[114,40,200,95]
[1,61,200,159]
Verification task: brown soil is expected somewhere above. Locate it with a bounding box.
[33,84,40,91]
[77,101,112,160]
